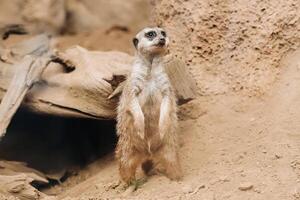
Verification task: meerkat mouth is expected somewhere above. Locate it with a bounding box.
[154,43,165,48]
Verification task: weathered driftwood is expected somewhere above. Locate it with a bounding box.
[0,24,27,40]
[0,161,53,200]
[25,46,132,119]
[0,174,39,200]
[0,34,51,136]
[0,161,48,184]
[164,56,198,105]
[0,56,51,135]
[0,174,46,200]
[0,34,197,138]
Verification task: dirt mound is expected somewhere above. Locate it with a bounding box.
[153,0,300,96]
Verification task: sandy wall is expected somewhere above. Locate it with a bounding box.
[153,0,300,96]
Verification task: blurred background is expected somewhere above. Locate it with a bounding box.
[0,0,152,53]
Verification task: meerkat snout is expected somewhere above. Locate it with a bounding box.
[158,38,166,46]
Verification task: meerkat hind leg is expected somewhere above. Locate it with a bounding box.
[154,147,182,181]
[119,152,143,185]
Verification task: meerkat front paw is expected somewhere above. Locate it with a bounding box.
[134,114,145,139]
[159,117,170,140]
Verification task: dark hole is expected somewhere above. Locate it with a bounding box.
[0,107,117,181]
[51,57,76,73]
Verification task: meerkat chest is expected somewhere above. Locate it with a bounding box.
[138,74,166,106]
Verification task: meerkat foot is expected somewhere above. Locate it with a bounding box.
[164,162,183,181]
[119,153,142,185]
[119,166,136,185]
[156,150,182,181]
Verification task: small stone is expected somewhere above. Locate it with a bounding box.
[191,184,205,195]
[275,154,282,159]
[104,180,120,191]
[182,184,194,193]
[122,185,135,197]
[254,188,261,193]
[219,176,230,182]
[95,183,102,189]
[222,192,232,199]
[238,182,253,191]
[42,196,58,200]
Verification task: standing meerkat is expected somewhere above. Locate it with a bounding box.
[116,27,182,185]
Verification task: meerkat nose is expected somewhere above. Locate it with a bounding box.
[159,38,166,46]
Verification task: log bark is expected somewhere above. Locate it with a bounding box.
[0,56,50,136]
[0,24,27,40]
[0,34,51,137]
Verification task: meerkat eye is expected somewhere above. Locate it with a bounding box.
[145,31,156,38]
[161,31,166,37]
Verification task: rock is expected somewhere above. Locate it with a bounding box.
[191,184,205,195]
[219,176,230,182]
[238,182,254,191]
[275,154,282,159]
[182,184,194,194]
[42,196,58,200]
[262,149,267,154]
[122,185,135,197]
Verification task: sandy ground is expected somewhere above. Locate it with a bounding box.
[37,48,300,200]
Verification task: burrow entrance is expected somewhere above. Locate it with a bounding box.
[0,107,117,186]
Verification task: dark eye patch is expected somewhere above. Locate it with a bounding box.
[161,31,166,37]
[145,31,157,39]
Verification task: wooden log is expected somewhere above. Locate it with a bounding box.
[0,174,41,200]
[0,34,51,137]
[0,24,27,40]
[0,161,48,184]
[25,46,132,119]
[0,161,62,200]
[164,55,198,105]
[0,160,66,199]
[0,56,50,137]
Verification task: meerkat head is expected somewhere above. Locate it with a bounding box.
[133,27,169,57]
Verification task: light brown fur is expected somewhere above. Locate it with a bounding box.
[116,27,182,184]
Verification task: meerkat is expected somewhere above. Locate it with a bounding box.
[116,27,182,185]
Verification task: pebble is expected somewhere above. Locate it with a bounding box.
[122,186,135,197]
[219,176,230,182]
[191,184,205,195]
[275,154,282,159]
[238,182,253,191]
[182,185,194,193]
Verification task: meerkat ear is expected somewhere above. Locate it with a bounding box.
[133,38,139,49]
